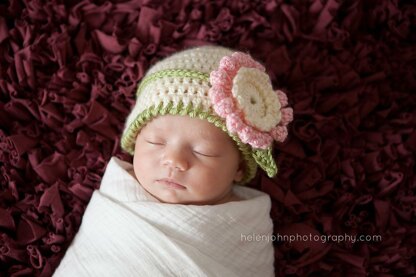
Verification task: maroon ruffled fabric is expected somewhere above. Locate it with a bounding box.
[0,0,415,276]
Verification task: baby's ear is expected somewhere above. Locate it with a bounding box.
[233,160,245,182]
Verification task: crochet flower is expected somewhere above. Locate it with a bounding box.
[209,52,293,149]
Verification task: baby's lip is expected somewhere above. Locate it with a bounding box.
[156,178,187,190]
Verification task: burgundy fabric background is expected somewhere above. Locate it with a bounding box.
[0,0,415,276]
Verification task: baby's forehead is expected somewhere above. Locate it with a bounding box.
[142,115,226,137]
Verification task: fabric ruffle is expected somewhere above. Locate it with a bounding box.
[1,0,415,276]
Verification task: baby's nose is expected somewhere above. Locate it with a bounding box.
[161,148,189,171]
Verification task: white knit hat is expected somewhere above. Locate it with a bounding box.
[121,46,293,184]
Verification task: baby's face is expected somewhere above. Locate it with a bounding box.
[133,115,244,205]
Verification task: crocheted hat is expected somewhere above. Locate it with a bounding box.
[121,46,293,184]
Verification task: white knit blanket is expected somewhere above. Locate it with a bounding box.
[53,157,274,277]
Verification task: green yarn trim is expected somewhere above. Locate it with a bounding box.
[121,101,261,185]
[252,148,278,177]
[136,69,210,96]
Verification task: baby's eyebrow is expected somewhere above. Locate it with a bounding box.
[197,131,222,142]
[151,124,222,143]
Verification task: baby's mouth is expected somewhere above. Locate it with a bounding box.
[156,178,187,190]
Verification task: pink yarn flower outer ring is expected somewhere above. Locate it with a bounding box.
[209,52,293,149]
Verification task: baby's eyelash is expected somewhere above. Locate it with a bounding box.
[193,151,218,157]
[146,140,164,145]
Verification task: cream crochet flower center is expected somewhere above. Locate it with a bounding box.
[232,68,281,131]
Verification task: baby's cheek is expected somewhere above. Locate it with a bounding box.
[133,156,155,187]
[134,152,152,169]
[193,166,224,188]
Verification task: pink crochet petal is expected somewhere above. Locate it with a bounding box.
[209,87,227,103]
[276,90,288,107]
[232,52,251,65]
[271,126,288,142]
[251,132,273,149]
[219,56,238,75]
[213,97,234,117]
[237,125,272,149]
[228,53,242,68]
[280,107,294,125]
[239,127,253,145]
[232,52,265,71]
[226,113,245,133]
[210,70,231,89]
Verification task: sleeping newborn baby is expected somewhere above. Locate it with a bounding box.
[53,46,293,276]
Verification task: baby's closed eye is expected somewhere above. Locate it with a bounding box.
[193,150,219,157]
[145,139,165,145]
[192,145,221,157]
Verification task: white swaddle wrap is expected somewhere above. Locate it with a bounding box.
[53,157,274,277]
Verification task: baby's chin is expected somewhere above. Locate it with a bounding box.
[152,194,211,205]
[151,190,238,206]
[138,180,239,205]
